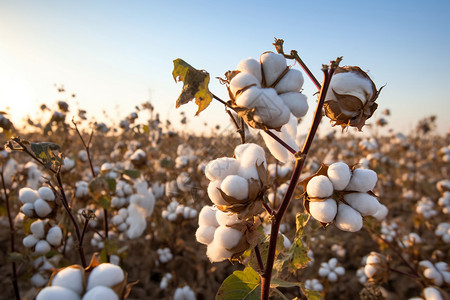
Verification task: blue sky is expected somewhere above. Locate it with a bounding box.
[0,0,449,135]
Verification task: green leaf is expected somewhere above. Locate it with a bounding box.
[247,229,284,273]
[216,267,261,300]
[30,142,63,170]
[7,252,25,263]
[122,169,141,179]
[98,194,111,209]
[301,287,323,300]
[172,58,212,115]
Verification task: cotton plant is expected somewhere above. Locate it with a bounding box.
[157,247,174,264]
[304,279,324,292]
[162,200,198,221]
[419,261,450,287]
[23,220,63,256]
[160,273,173,290]
[416,197,438,219]
[19,186,56,218]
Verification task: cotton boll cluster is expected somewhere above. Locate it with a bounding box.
[19,186,56,218]
[331,244,346,258]
[416,197,438,219]
[304,279,324,292]
[75,181,89,199]
[228,53,308,130]
[157,248,173,264]
[175,144,197,168]
[150,182,165,199]
[304,163,385,232]
[419,260,450,286]
[381,221,398,243]
[129,149,147,167]
[399,233,422,248]
[173,285,196,300]
[31,256,61,287]
[318,258,345,282]
[437,192,450,214]
[176,172,193,192]
[435,223,450,243]
[438,145,450,162]
[61,157,76,172]
[24,161,44,189]
[364,252,390,284]
[160,273,173,290]
[162,200,198,221]
[23,220,62,255]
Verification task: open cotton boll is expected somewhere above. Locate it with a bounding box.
[36,286,81,300]
[346,168,378,192]
[198,206,219,227]
[216,210,241,227]
[344,193,380,216]
[327,162,352,190]
[31,272,48,287]
[236,143,267,169]
[82,286,118,300]
[214,226,242,250]
[205,157,240,181]
[279,92,308,118]
[423,287,444,300]
[34,199,52,218]
[237,58,262,82]
[195,225,217,245]
[260,52,287,86]
[23,234,39,248]
[307,175,334,198]
[31,220,46,239]
[46,226,63,247]
[309,198,338,223]
[35,240,52,255]
[126,204,147,239]
[21,202,35,217]
[371,204,388,221]
[329,72,374,107]
[19,187,39,204]
[51,266,84,295]
[86,263,124,291]
[207,180,228,206]
[335,203,363,232]
[220,175,249,201]
[273,69,304,93]
[229,72,261,96]
[206,240,233,262]
[38,187,55,201]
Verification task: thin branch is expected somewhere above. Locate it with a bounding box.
[254,245,265,273]
[263,129,297,154]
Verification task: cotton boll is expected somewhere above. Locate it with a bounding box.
[118,208,128,219]
[344,193,380,216]
[206,240,233,262]
[37,286,81,300]
[235,143,267,179]
[46,226,63,247]
[126,204,147,239]
[31,220,46,239]
[31,273,48,287]
[195,225,216,245]
[86,263,124,290]
[82,286,118,300]
[23,234,39,248]
[205,157,240,181]
[237,58,262,82]
[372,204,388,221]
[309,198,338,223]
[306,175,334,198]
[216,211,241,227]
[21,202,35,217]
[335,203,363,232]
[198,206,219,227]
[229,72,261,96]
[279,92,308,118]
[35,240,51,255]
[117,223,128,232]
[346,169,378,192]
[274,69,304,93]
[34,199,52,218]
[423,287,444,300]
[19,187,39,204]
[214,226,242,249]
[111,215,124,226]
[260,52,287,86]
[38,187,55,201]
[327,162,352,190]
[220,175,248,201]
[329,72,374,107]
[207,180,228,206]
[51,266,84,295]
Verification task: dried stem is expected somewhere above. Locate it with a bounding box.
[254,244,265,272]
[1,164,20,300]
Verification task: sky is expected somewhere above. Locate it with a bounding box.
[0,0,449,136]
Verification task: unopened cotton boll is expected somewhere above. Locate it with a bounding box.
[36,286,81,300]
[198,206,219,227]
[38,187,55,201]
[35,199,52,218]
[309,198,337,223]
[19,187,39,204]
[327,162,352,190]
[273,68,304,94]
[279,92,308,118]
[214,226,242,250]
[344,193,380,216]
[86,263,124,291]
[206,240,233,262]
[207,180,227,206]
[307,175,334,198]
[82,286,118,300]
[196,225,216,245]
[260,52,287,86]
[346,168,378,192]
[229,72,261,96]
[220,175,248,201]
[335,203,363,232]
[51,266,84,295]
[205,157,240,181]
[35,240,51,255]
[31,220,46,239]
[46,226,63,247]
[23,234,39,248]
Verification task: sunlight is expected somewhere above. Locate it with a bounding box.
[0,73,35,124]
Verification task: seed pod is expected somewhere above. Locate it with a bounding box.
[364,252,390,284]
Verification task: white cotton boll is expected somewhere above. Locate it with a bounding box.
[260,52,287,86]
[423,287,443,300]
[328,272,338,282]
[274,69,304,93]
[46,226,63,247]
[117,223,128,232]
[82,286,118,300]
[214,226,242,250]
[207,180,228,206]
[126,204,147,239]
[23,234,39,248]
[198,206,219,227]
[205,157,240,181]
[31,220,46,239]
[309,198,338,223]
[344,193,380,216]
[19,187,39,204]
[195,225,216,245]
[206,240,233,262]
[345,169,378,192]
[281,233,291,249]
[37,286,81,300]
[118,208,128,219]
[21,202,35,217]
[329,72,374,107]
[173,286,196,300]
[306,175,334,198]
[110,255,120,265]
[31,273,48,287]
[237,57,262,82]
[364,265,377,278]
[51,266,84,295]
[34,199,52,218]
[335,203,363,232]
[220,175,248,201]
[216,210,241,227]
[327,162,352,190]
[229,72,261,97]
[235,143,267,179]
[111,215,124,226]
[35,240,51,255]
[38,187,55,201]
[279,92,308,118]
[372,204,388,221]
[86,263,124,291]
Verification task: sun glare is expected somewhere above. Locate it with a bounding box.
[0,74,35,125]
